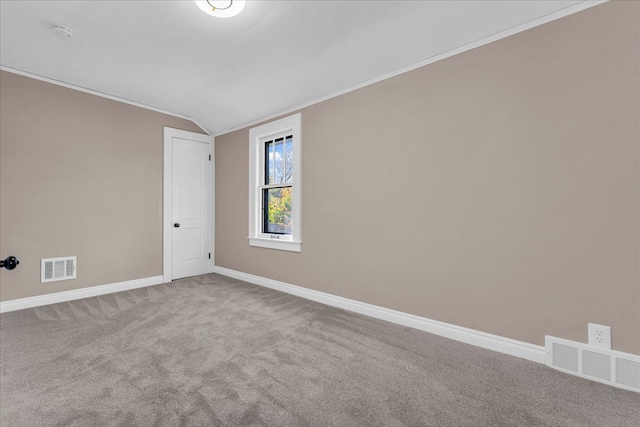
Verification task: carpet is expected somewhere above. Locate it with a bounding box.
[1,273,638,426]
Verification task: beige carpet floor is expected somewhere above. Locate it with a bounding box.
[1,273,638,426]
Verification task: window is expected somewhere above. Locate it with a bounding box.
[249,114,301,252]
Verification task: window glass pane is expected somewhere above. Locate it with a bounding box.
[274,137,284,183]
[265,140,275,185]
[262,187,292,235]
[270,141,275,184]
[285,136,293,183]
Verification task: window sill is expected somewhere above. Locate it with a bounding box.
[248,237,301,253]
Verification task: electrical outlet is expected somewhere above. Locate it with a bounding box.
[588,323,611,350]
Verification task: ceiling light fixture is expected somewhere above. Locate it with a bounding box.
[194,0,246,18]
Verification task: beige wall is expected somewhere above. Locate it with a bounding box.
[215,2,640,354]
[0,71,205,301]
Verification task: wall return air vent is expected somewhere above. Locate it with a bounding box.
[546,336,640,393]
[41,256,76,283]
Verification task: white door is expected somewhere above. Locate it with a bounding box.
[167,131,212,280]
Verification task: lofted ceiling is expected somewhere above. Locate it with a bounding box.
[1,0,591,135]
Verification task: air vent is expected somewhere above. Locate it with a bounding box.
[41,256,76,283]
[546,336,640,393]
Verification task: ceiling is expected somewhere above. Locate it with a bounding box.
[1,0,588,135]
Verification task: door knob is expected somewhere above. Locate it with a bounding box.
[174,223,180,228]
[0,256,20,270]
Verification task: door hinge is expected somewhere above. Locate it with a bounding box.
[209,154,211,161]
[208,252,211,259]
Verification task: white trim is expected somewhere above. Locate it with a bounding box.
[214,0,607,137]
[163,127,215,283]
[0,276,163,313]
[248,114,302,252]
[212,266,545,363]
[210,137,216,271]
[247,238,302,253]
[0,66,211,135]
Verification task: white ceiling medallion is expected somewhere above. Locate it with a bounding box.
[194,0,246,18]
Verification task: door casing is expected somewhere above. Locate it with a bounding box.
[163,127,215,282]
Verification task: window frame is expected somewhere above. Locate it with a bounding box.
[248,113,301,252]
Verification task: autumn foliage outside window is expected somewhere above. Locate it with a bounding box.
[263,135,293,235]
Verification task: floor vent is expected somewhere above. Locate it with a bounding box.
[41,256,76,283]
[546,336,639,393]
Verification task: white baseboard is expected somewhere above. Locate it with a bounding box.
[0,276,164,313]
[212,266,546,364]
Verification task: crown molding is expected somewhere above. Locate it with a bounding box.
[0,65,211,135]
[215,0,607,137]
